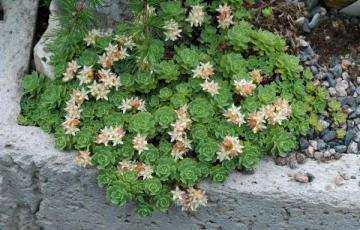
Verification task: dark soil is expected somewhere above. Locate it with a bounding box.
[249,0,360,65]
[306,14,360,65]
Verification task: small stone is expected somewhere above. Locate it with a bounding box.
[288,153,298,169]
[322,130,336,142]
[333,152,342,159]
[323,150,332,160]
[294,171,314,183]
[326,73,336,87]
[341,59,352,70]
[299,137,309,150]
[334,145,347,153]
[310,65,318,74]
[345,131,356,146]
[351,175,356,179]
[340,96,356,107]
[328,141,341,148]
[309,140,318,150]
[347,141,358,154]
[305,146,315,158]
[349,106,360,119]
[357,77,360,85]
[302,20,311,33]
[295,17,307,26]
[309,13,321,29]
[317,139,327,150]
[342,72,350,80]
[275,157,288,166]
[356,87,360,96]
[306,129,315,139]
[319,120,330,129]
[296,152,307,164]
[328,87,336,96]
[314,151,323,161]
[333,64,342,78]
[335,175,345,186]
[335,80,349,97]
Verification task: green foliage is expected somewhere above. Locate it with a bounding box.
[18,0,326,217]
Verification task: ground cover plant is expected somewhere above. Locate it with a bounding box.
[19,0,328,217]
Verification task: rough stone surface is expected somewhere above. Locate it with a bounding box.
[2,1,360,229]
[34,0,129,79]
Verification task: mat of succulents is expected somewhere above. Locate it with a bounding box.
[19,0,329,217]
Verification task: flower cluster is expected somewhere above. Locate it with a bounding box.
[83,29,101,46]
[169,105,192,160]
[248,99,292,133]
[186,5,205,27]
[99,43,129,69]
[96,126,126,146]
[217,136,243,162]
[62,88,88,135]
[132,134,149,154]
[223,104,246,127]
[163,19,182,41]
[217,4,234,29]
[117,160,153,179]
[172,187,207,211]
[118,97,146,114]
[234,79,257,97]
[75,150,92,167]
[62,60,80,82]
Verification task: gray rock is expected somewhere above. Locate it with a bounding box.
[310,65,318,74]
[349,106,360,119]
[336,80,349,97]
[326,73,336,87]
[309,13,321,29]
[302,20,311,33]
[340,96,357,107]
[347,141,359,154]
[329,87,337,97]
[295,16,307,26]
[333,64,342,78]
[345,131,356,146]
[334,145,347,153]
[322,130,336,142]
[299,137,309,150]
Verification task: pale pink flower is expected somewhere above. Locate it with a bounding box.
[217,4,234,29]
[96,127,112,146]
[87,82,110,100]
[233,79,256,96]
[171,139,192,160]
[62,117,81,136]
[163,19,182,41]
[109,127,126,146]
[133,134,149,154]
[223,104,245,127]
[186,5,205,27]
[118,97,146,113]
[193,62,214,80]
[200,80,220,96]
[247,111,266,133]
[75,150,92,167]
[217,136,244,162]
